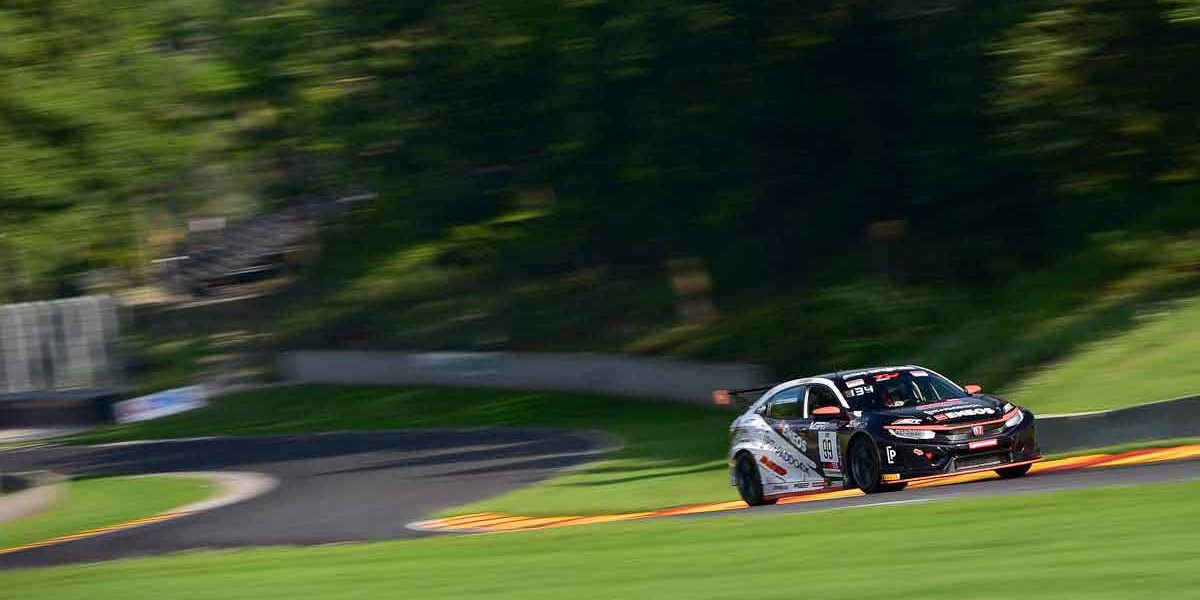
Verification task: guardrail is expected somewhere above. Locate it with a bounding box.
[278,351,770,405]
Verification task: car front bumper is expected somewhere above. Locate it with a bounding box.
[877,418,1040,480]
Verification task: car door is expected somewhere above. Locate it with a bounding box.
[803,384,848,480]
[759,386,824,487]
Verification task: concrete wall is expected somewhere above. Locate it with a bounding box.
[278,351,770,405]
[1038,394,1200,453]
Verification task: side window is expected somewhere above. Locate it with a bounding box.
[805,385,843,417]
[765,387,803,419]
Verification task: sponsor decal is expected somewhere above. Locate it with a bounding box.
[911,370,929,377]
[780,425,808,452]
[891,418,922,425]
[763,438,812,472]
[972,425,985,436]
[942,407,996,420]
[810,421,837,430]
[759,455,789,476]
[845,378,865,388]
[874,372,900,382]
[968,439,999,450]
[933,413,949,421]
[885,446,897,464]
[913,448,924,456]
[919,400,967,411]
[845,385,874,398]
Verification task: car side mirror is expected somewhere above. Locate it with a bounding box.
[811,405,844,420]
[964,384,983,395]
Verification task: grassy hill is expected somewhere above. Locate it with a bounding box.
[1002,295,1200,414]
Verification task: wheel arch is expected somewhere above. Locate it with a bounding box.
[844,431,876,488]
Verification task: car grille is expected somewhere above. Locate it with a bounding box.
[943,422,1007,443]
[954,452,1007,471]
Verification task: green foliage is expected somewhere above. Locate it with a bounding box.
[0,475,212,550]
[6,0,1200,387]
[0,0,248,300]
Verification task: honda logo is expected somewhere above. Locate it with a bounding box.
[972,425,984,436]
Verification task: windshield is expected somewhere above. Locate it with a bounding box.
[838,369,967,411]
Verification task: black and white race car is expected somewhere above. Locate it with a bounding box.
[717,365,1040,505]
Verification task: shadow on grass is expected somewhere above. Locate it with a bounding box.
[562,461,727,487]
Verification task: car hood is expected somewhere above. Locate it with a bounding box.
[877,395,1009,426]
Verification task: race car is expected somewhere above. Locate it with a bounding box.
[716,365,1039,505]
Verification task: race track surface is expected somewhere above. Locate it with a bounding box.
[2,432,1199,570]
[413,446,1200,532]
[0,429,606,569]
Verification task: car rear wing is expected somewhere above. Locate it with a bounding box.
[712,385,774,407]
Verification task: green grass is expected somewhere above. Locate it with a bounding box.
[1001,296,1200,414]
[66,386,737,515]
[3,480,1199,598]
[0,476,214,550]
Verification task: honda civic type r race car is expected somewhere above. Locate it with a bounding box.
[717,366,1040,505]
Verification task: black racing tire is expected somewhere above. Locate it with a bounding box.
[848,438,906,494]
[995,463,1032,479]
[734,452,777,506]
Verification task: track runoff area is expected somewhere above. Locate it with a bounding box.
[411,443,1200,534]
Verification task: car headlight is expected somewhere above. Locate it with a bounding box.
[888,428,935,440]
[1004,410,1024,428]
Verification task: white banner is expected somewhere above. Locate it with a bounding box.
[113,385,208,424]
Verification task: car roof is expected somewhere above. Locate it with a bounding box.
[824,365,926,382]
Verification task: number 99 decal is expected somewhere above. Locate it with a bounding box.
[818,431,839,463]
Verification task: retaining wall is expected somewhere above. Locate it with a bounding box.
[278,351,770,405]
[1038,394,1200,452]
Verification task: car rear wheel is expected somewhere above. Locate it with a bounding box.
[849,438,906,494]
[735,452,777,506]
[995,463,1032,479]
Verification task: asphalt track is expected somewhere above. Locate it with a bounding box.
[2,431,1199,570]
[0,429,608,569]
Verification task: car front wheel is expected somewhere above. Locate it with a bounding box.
[735,453,777,506]
[849,438,906,494]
